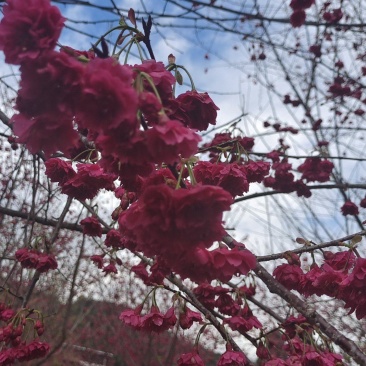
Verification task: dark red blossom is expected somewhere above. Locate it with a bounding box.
[177,351,205,365]
[244,161,270,183]
[193,161,249,197]
[76,58,138,136]
[290,0,314,10]
[282,315,312,339]
[45,158,76,185]
[138,91,163,125]
[80,216,103,237]
[224,305,262,333]
[264,160,297,193]
[210,247,257,282]
[0,308,15,322]
[131,262,149,283]
[302,351,343,365]
[35,254,58,273]
[309,44,321,58]
[119,305,143,329]
[273,264,304,291]
[119,184,233,258]
[323,8,343,23]
[266,150,280,163]
[323,250,355,271]
[34,320,45,336]
[300,264,323,297]
[239,137,255,151]
[61,163,116,201]
[148,261,170,285]
[312,265,346,297]
[340,258,366,318]
[169,90,219,131]
[104,229,125,249]
[169,247,214,283]
[294,180,312,198]
[0,347,15,365]
[102,262,118,275]
[12,113,79,157]
[170,244,257,283]
[217,349,248,365]
[134,60,175,101]
[360,197,366,208]
[238,285,256,298]
[15,248,57,273]
[179,306,202,329]
[297,158,334,183]
[290,10,306,27]
[328,78,352,97]
[146,118,201,164]
[140,306,177,333]
[346,258,366,288]
[203,132,233,150]
[12,52,83,156]
[193,284,229,310]
[0,0,65,65]
[341,200,359,216]
[90,254,104,269]
[17,341,50,361]
[215,293,240,315]
[16,51,84,118]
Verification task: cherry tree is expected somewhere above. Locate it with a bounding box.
[0,0,366,365]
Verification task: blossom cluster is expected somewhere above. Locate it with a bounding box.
[119,184,256,282]
[0,303,49,365]
[119,305,177,333]
[15,248,57,273]
[273,251,366,319]
[255,315,343,365]
[0,0,358,364]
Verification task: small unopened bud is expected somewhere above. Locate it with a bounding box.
[168,53,176,64]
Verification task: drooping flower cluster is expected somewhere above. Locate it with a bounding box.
[45,159,116,201]
[0,304,49,364]
[264,157,311,198]
[168,90,219,131]
[119,305,177,333]
[80,216,103,237]
[193,160,270,198]
[177,351,205,366]
[273,250,366,319]
[15,248,57,273]
[217,344,248,366]
[297,157,334,183]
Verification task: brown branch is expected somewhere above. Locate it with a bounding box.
[253,262,366,365]
[234,184,366,203]
[0,205,108,234]
[167,274,255,363]
[176,0,366,28]
[256,230,366,262]
[21,197,73,308]
[222,233,366,364]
